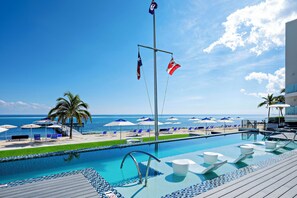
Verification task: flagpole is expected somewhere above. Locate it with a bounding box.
[153,9,159,141]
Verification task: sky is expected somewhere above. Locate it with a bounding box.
[0,0,296,115]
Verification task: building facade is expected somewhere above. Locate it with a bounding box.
[285,19,297,123]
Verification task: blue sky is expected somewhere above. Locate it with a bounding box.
[0,0,296,115]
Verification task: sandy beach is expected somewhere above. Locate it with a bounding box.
[0,127,246,151]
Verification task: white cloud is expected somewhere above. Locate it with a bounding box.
[241,67,285,97]
[204,0,297,55]
[0,99,51,112]
[240,88,267,98]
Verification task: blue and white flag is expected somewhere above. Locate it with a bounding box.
[149,1,158,15]
[137,52,142,80]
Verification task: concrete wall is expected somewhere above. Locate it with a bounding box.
[286,19,297,86]
[285,19,297,122]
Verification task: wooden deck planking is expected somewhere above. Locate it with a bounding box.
[279,181,297,198]
[0,174,87,196]
[0,173,99,198]
[195,153,297,198]
[197,156,297,197]
[225,161,297,197]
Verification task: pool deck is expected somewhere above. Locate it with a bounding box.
[0,173,99,198]
[195,150,297,198]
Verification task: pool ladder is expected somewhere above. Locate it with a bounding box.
[120,151,161,187]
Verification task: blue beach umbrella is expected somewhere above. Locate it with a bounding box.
[104,119,135,140]
[217,117,233,133]
[137,116,149,121]
[138,118,163,138]
[195,117,216,134]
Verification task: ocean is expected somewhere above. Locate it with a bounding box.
[0,114,266,140]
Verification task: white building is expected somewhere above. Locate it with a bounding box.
[285,19,297,123]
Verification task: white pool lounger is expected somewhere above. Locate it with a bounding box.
[186,159,227,175]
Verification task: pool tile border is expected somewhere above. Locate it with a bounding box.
[0,168,124,198]
[162,149,297,198]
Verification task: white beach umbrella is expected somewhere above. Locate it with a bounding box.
[269,103,290,125]
[234,116,244,120]
[47,124,62,128]
[0,127,8,133]
[217,117,234,133]
[138,118,163,137]
[0,127,8,140]
[0,125,17,140]
[195,117,217,134]
[0,124,17,129]
[138,118,163,126]
[189,117,200,121]
[104,119,135,140]
[34,118,53,136]
[21,124,41,140]
[167,117,178,121]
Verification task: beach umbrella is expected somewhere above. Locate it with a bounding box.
[21,124,41,140]
[189,117,200,121]
[269,103,290,125]
[47,124,62,129]
[167,117,178,121]
[104,119,135,140]
[195,117,216,134]
[0,125,17,140]
[33,118,52,125]
[217,117,234,133]
[138,118,163,137]
[0,127,8,140]
[34,118,53,136]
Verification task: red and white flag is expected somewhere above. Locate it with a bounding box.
[167,58,181,75]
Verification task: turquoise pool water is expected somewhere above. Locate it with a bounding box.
[0,133,295,197]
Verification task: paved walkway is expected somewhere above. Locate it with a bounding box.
[196,151,297,198]
[0,173,99,198]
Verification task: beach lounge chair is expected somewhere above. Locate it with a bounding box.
[220,152,254,164]
[243,141,290,152]
[100,131,107,136]
[137,129,143,136]
[51,134,58,141]
[57,134,62,139]
[34,134,41,142]
[46,134,52,139]
[146,129,151,133]
[112,131,117,137]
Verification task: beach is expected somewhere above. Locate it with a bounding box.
[0,124,265,151]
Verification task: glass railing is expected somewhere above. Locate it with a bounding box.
[286,84,297,94]
[286,106,297,115]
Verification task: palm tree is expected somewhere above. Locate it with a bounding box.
[48,92,92,139]
[274,88,285,116]
[258,94,276,121]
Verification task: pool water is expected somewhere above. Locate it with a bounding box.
[0,133,296,197]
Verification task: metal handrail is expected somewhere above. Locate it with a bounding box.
[120,150,161,187]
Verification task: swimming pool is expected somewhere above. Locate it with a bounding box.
[0,133,295,197]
